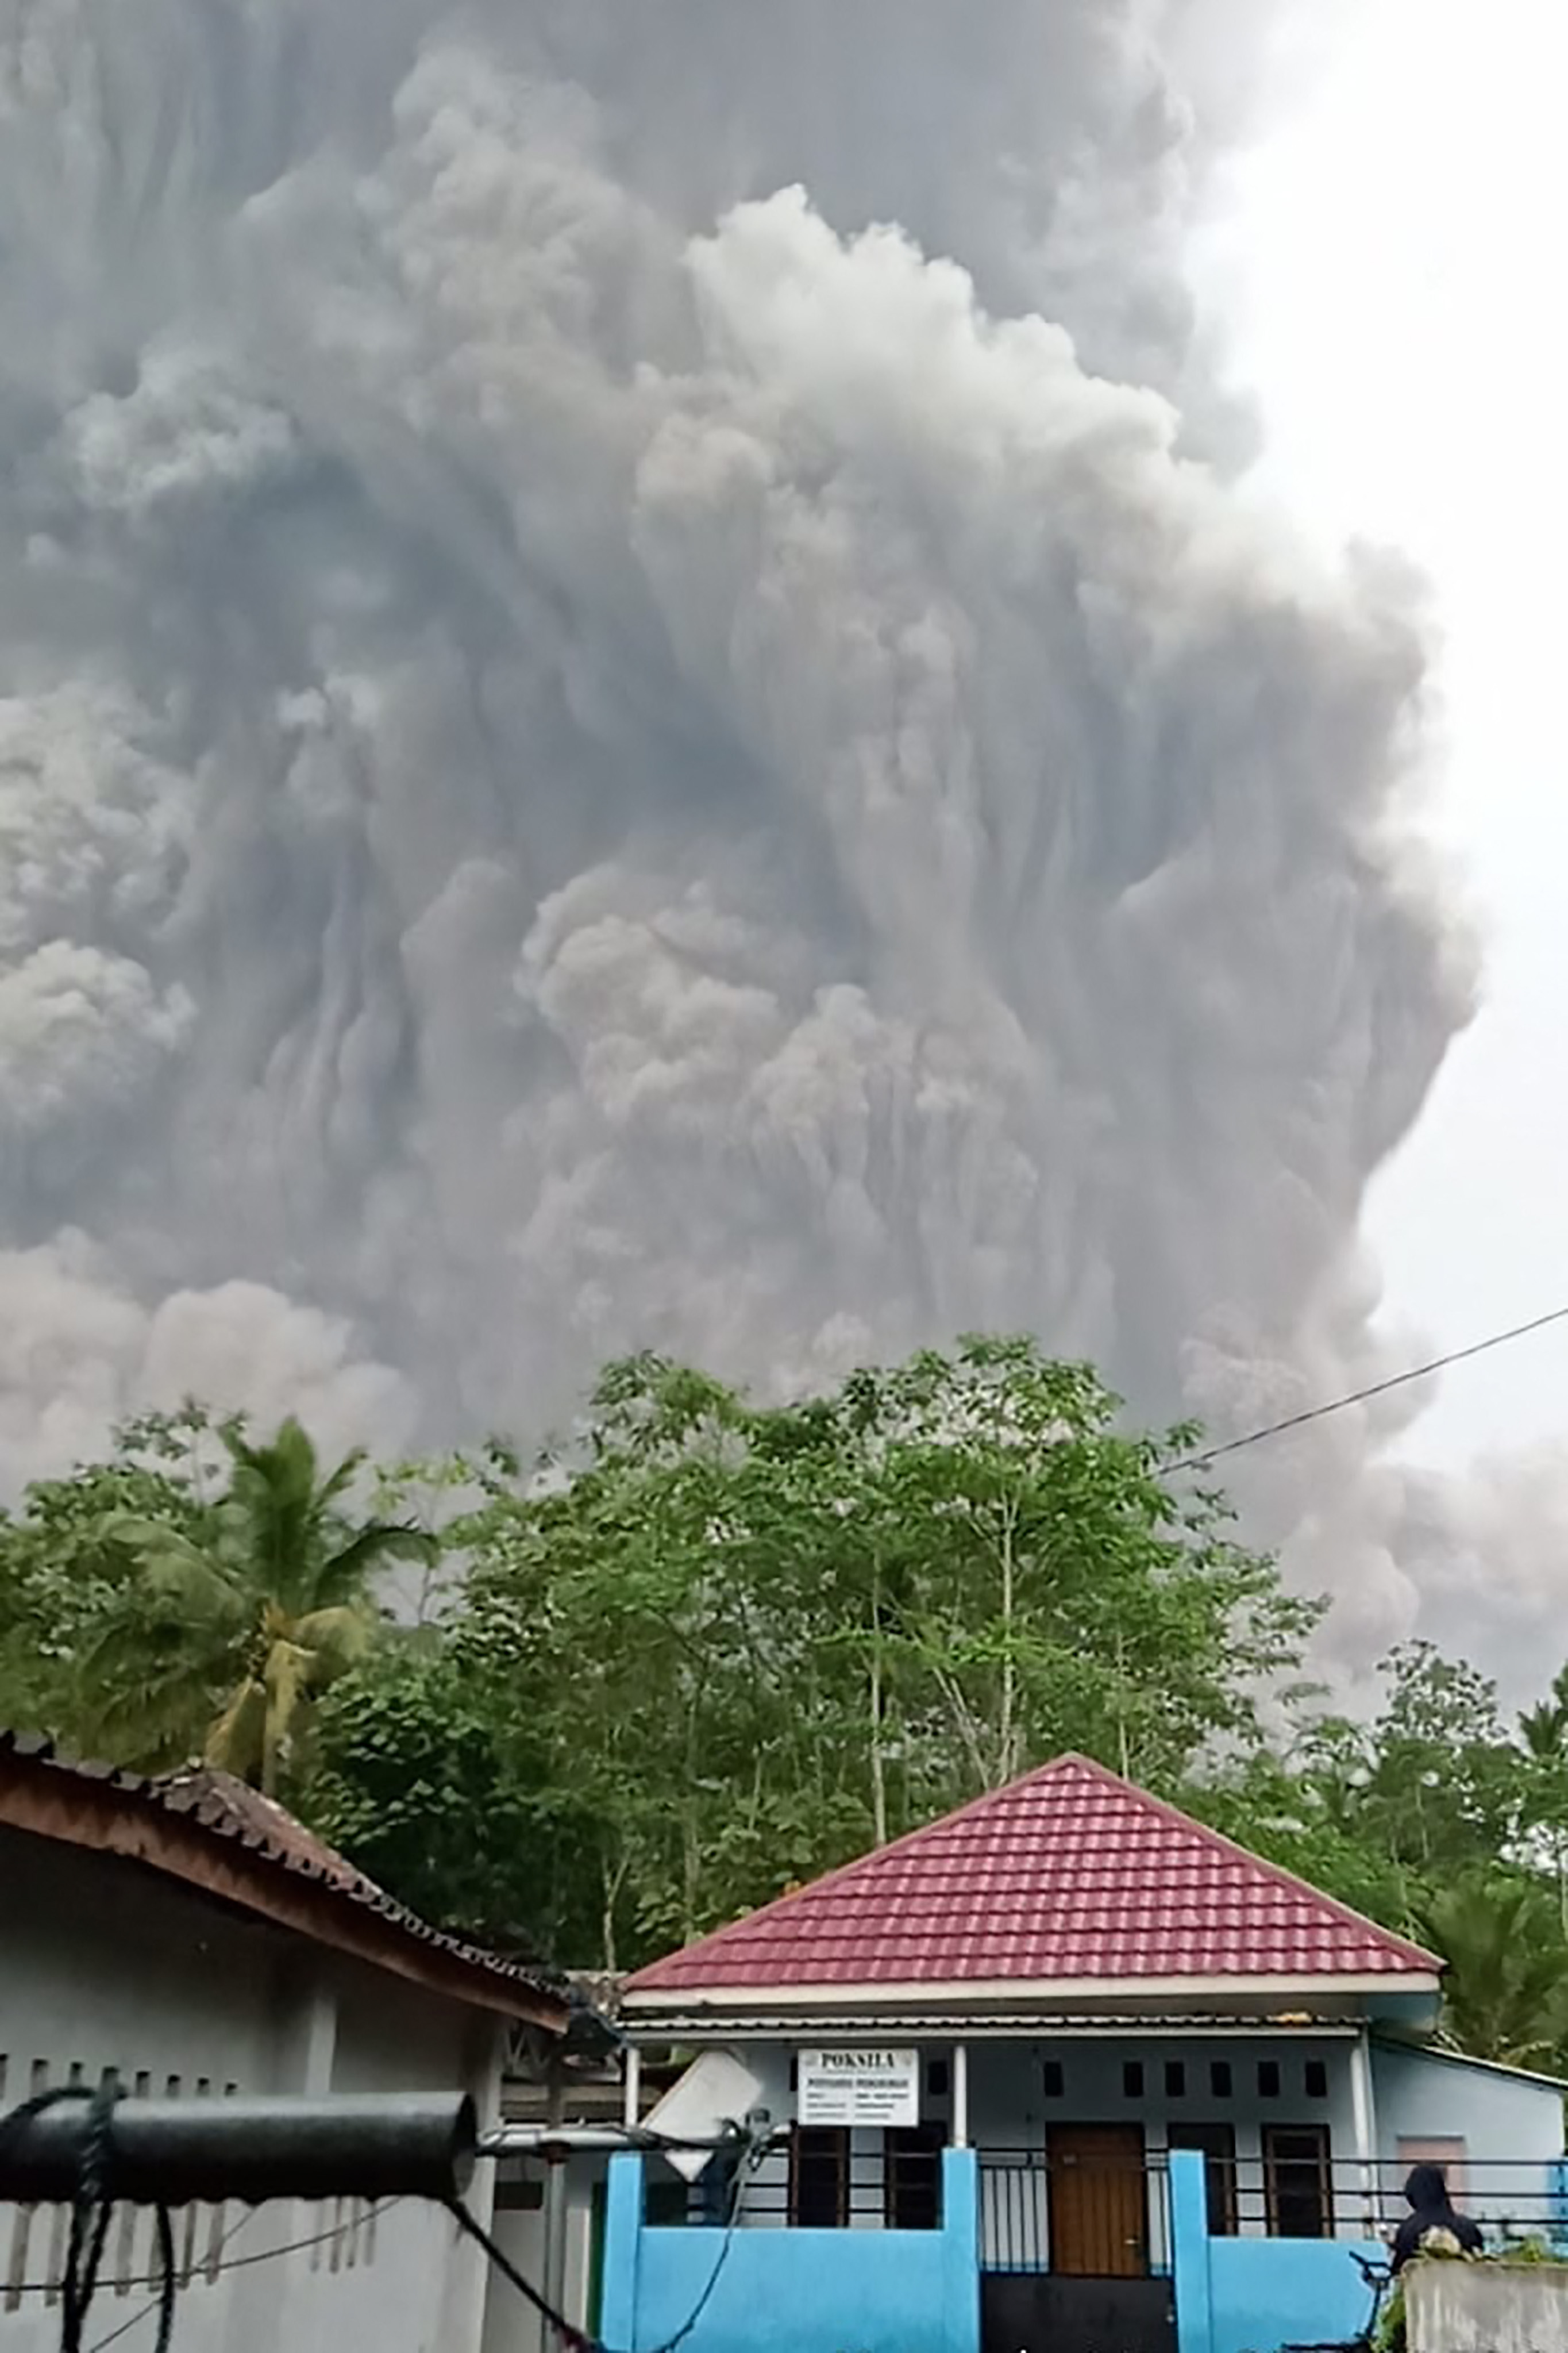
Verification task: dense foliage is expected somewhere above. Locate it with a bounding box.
[6,1337,1568,2066]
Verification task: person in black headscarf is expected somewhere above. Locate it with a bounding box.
[1391,2163,1484,2273]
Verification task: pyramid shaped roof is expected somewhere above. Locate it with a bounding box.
[625,1754,1439,2000]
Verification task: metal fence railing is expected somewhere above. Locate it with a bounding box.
[1211,2155,1568,2246]
[980,2148,1566,2269]
[641,2138,1566,2260]
[644,2140,947,2232]
[980,2149,1173,2276]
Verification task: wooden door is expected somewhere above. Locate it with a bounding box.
[1046,2125,1149,2278]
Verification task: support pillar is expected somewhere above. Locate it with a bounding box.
[1350,2030,1378,2236]
[600,2154,645,2353]
[1170,2149,1213,2353]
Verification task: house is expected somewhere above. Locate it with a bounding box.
[0,1731,569,2353]
[602,1754,1567,2353]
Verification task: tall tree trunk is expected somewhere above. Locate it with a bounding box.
[1115,1629,1132,1780]
[869,1555,888,1847]
[600,1851,627,1974]
[998,1501,1018,1786]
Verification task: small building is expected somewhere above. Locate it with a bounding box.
[0,1731,569,2353]
[603,1754,1566,2353]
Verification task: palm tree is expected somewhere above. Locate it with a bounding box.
[84,1418,436,1794]
[1411,1873,1568,2071]
[1519,1674,1568,1928]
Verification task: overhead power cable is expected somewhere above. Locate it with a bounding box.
[1173,1302,1568,1473]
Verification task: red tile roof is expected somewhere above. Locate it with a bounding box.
[626,1754,1440,1997]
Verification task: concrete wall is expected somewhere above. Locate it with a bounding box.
[972,2032,1359,2253]
[0,1825,507,2353]
[967,2035,1358,2155]
[664,2034,1363,2243]
[1406,2259,1568,2353]
[601,2150,980,2353]
[481,2157,603,2353]
[1372,2044,1565,2225]
[1173,2117,1568,2353]
[648,2032,1563,2249]
[1170,2151,1384,2353]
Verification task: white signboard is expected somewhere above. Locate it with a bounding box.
[797,2048,920,2128]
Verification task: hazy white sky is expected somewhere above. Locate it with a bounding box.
[1205,0,1568,1465]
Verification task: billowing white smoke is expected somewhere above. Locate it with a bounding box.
[0,1,1484,1656]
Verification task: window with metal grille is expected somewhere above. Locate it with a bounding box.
[886,2125,945,2229]
[1264,2124,1332,2239]
[789,2127,849,2228]
[1168,2122,1237,2235]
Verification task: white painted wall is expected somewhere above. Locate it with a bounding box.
[0,1825,512,2353]
[636,2032,1564,2251]
[1372,2043,1564,2228]
[482,2159,602,2353]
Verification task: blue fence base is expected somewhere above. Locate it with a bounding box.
[1171,2152,1384,2353]
[601,2148,979,2353]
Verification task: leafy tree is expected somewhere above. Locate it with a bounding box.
[83,1417,434,1791]
[0,1411,218,1734]
[1366,1643,1519,1871]
[1410,1873,1568,2070]
[312,1339,1321,1967]
[1184,1730,1413,1934]
[307,1636,605,1958]
[21,1351,1568,2040]
[1517,1668,1568,1931]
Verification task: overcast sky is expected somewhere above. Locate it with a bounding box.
[3,0,1559,1680]
[1210,0,1568,1467]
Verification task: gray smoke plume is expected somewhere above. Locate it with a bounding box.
[0,1,1486,1658]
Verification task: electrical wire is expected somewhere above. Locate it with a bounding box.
[84,2220,176,2353]
[1170,1302,1568,1472]
[83,2208,399,2353]
[1,2200,400,2302]
[449,2129,764,2353]
[1,2067,758,2353]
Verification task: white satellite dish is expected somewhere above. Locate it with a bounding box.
[641,2049,768,2184]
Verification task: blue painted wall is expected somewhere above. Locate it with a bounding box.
[601,2148,980,2353]
[1205,2234,1385,2353]
[1171,2151,1382,2353]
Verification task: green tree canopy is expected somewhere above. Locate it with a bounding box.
[312,1337,1319,1967]
[12,1345,1568,2073]
[78,1416,434,1790]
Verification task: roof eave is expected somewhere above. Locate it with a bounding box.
[1370,2033,1568,2092]
[1,1744,568,2032]
[622,1968,1444,2020]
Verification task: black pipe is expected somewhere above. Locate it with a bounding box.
[0,2093,477,2208]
